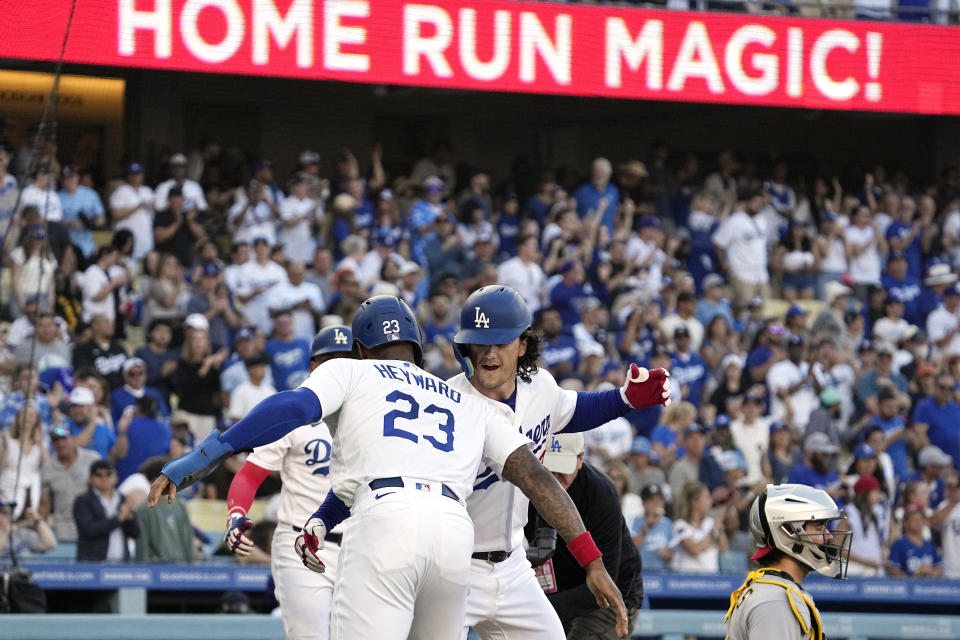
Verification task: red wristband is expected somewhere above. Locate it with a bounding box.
[568,531,602,568]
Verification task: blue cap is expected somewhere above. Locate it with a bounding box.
[559,261,576,275]
[234,327,255,343]
[631,436,652,455]
[786,305,806,319]
[947,282,960,297]
[769,420,788,434]
[38,367,74,394]
[639,216,661,229]
[126,162,145,175]
[599,360,621,377]
[684,423,709,437]
[714,414,732,429]
[854,443,877,460]
[311,325,353,358]
[376,228,397,248]
[202,262,220,277]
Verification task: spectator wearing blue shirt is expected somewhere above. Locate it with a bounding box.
[264,313,310,391]
[549,261,586,331]
[537,307,580,379]
[495,191,521,260]
[421,292,457,346]
[63,386,120,461]
[913,374,960,473]
[345,177,376,236]
[869,387,911,483]
[787,433,841,495]
[857,343,908,412]
[882,252,922,326]
[695,274,734,328]
[916,262,957,326]
[109,357,170,426]
[573,157,620,234]
[114,396,172,483]
[57,165,105,261]
[887,503,943,577]
[906,446,953,509]
[134,320,180,403]
[406,176,444,266]
[632,484,674,572]
[885,196,925,281]
[670,326,708,407]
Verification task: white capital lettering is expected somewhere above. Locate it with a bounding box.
[667,21,724,94]
[519,12,571,85]
[403,4,454,77]
[474,307,490,328]
[725,25,777,97]
[811,30,860,101]
[118,0,172,58]
[181,0,245,64]
[334,329,348,344]
[324,0,370,72]
[253,0,313,68]
[604,17,663,90]
[458,9,511,82]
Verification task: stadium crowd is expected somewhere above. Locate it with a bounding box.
[0,132,959,581]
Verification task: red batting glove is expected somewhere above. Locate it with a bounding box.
[295,517,327,574]
[620,364,671,408]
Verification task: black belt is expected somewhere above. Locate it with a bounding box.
[369,476,460,502]
[290,526,342,545]
[472,550,512,563]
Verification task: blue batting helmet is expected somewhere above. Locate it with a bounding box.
[453,285,532,378]
[310,325,353,358]
[352,295,424,367]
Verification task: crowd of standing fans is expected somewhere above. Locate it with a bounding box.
[0,132,959,579]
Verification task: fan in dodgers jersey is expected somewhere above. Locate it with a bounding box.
[306,285,671,639]
[223,325,353,640]
[148,295,629,640]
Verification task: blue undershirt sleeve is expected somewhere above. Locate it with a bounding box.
[311,489,352,531]
[561,388,631,433]
[220,388,323,450]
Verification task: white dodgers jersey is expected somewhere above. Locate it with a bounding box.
[246,420,340,529]
[448,369,578,553]
[298,359,530,507]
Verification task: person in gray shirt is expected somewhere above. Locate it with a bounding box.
[40,426,100,542]
[725,484,851,640]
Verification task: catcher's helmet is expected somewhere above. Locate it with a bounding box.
[453,285,532,378]
[352,296,424,367]
[749,483,851,579]
[310,325,353,358]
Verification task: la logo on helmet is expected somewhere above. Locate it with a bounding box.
[334,329,348,345]
[474,307,490,328]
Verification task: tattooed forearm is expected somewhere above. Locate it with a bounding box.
[501,445,586,543]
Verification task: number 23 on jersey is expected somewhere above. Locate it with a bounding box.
[382,391,455,452]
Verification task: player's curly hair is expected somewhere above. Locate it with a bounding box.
[517,327,542,384]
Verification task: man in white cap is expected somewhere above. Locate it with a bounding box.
[56,386,127,462]
[909,445,953,509]
[109,357,170,425]
[918,261,959,325]
[533,433,643,637]
[154,152,207,213]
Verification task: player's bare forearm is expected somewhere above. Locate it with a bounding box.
[501,445,586,543]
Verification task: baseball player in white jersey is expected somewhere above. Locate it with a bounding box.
[148,295,629,640]
[725,484,852,640]
[223,326,353,640]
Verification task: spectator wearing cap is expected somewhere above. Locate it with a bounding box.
[926,281,960,359]
[9,216,58,317]
[670,326,708,408]
[406,176,445,267]
[907,446,953,509]
[764,420,802,484]
[221,326,275,394]
[109,357,170,426]
[627,436,666,493]
[857,342,908,413]
[708,354,745,417]
[113,395,170,484]
[659,292,704,354]
[918,261,958,325]
[805,388,845,448]
[787,433,841,495]
[498,234,547,314]
[843,442,886,495]
[873,297,911,346]
[227,352,276,423]
[845,204,886,298]
[494,190,521,260]
[843,475,889,577]
[57,165,105,261]
[264,312,310,391]
[108,162,155,260]
[174,315,227,441]
[154,185,206,267]
[13,311,71,373]
[783,305,808,339]
[711,182,770,312]
[773,220,817,302]
[766,334,818,427]
[867,386,912,482]
[913,373,960,474]
[668,423,726,500]
[530,433,643,634]
[72,314,128,389]
[40,425,99,542]
[153,152,207,213]
[882,251,922,326]
[357,228,400,287]
[632,483,674,571]
[57,386,122,461]
[185,262,242,352]
[537,307,579,379]
[278,173,320,263]
[573,157,620,234]
[228,179,278,248]
[730,389,772,486]
[695,274,734,329]
[231,236,289,334]
[888,502,942,577]
[73,459,139,561]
